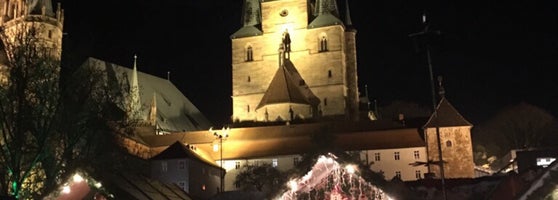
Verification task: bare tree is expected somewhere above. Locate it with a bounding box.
[473,102,558,169]
[0,22,132,199]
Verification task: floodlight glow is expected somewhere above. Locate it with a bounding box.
[345,165,356,174]
[73,173,84,183]
[213,144,219,152]
[94,182,102,188]
[62,186,70,194]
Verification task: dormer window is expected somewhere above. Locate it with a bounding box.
[246,46,253,61]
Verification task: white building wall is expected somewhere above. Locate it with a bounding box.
[361,147,429,181]
[219,147,429,191]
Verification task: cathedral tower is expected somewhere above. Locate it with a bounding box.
[230,0,359,123]
[0,0,64,60]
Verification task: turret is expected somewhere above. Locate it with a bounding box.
[0,0,64,61]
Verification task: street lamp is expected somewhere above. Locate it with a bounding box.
[210,126,230,193]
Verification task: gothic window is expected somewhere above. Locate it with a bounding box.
[374,152,381,161]
[395,171,401,179]
[446,140,452,147]
[414,151,420,159]
[319,36,328,52]
[415,170,422,179]
[394,152,400,160]
[246,46,253,61]
[235,161,240,169]
[247,105,250,113]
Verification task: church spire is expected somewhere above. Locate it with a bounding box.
[130,54,141,120]
[241,0,261,26]
[437,75,445,99]
[315,0,339,16]
[344,0,353,26]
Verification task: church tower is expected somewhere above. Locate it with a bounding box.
[423,95,475,179]
[230,0,359,123]
[0,0,64,60]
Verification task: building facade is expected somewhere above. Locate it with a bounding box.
[230,0,359,122]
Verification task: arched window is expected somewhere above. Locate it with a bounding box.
[328,70,332,78]
[246,46,253,61]
[446,140,452,147]
[319,36,328,52]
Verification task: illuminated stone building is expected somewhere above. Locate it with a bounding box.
[113,0,477,194]
[230,0,359,122]
[0,0,64,83]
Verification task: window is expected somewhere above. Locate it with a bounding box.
[293,157,300,166]
[319,36,328,52]
[446,140,452,147]
[374,153,381,161]
[247,105,250,113]
[161,161,168,172]
[395,171,401,179]
[414,151,420,159]
[48,30,53,39]
[272,159,278,167]
[324,98,328,106]
[247,76,251,82]
[415,170,422,179]
[246,46,253,61]
[394,152,400,160]
[235,161,241,169]
[328,70,332,78]
[179,160,185,169]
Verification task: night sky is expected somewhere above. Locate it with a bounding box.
[58,0,558,126]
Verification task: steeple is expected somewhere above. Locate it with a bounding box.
[437,75,445,99]
[314,0,339,16]
[241,0,261,27]
[344,0,355,31]
[130,54,142,120]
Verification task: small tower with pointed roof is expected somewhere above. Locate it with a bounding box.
[422,78,475,179]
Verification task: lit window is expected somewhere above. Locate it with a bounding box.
[235,161,240,169]
[414,151,420,159]
[394,152,400,160]
[374,153,381,161]
[272,159,278,167]
[319,36,328,52]
[161,161,168,172]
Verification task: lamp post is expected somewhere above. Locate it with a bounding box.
[210,127,229,193]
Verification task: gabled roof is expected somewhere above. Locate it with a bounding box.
[230,25,263,39]
[308,13,344,29]
[80,57,213,133]
[150,141,222,170]
[256,60,319,109]
[423,97,472,128]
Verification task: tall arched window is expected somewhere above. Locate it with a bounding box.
[319,36,328,52]
[246,46,253,61]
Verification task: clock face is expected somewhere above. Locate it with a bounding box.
[280,9,289,17]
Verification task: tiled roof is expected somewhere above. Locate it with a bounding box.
[423,97,472,128]
[81,57,213,133]
[150,141,223,170]
[143,119,428,160]
[256,59,319,109]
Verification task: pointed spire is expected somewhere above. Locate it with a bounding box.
[130,54,142,120]
[344,0,353,26]
[149,92,157,126]
[241,0,261,26]
[315,0,339,16]
[437,75,445,99]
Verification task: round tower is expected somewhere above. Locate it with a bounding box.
[0,0,64,61]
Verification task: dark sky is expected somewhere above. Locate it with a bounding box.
[59,0,558,126]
